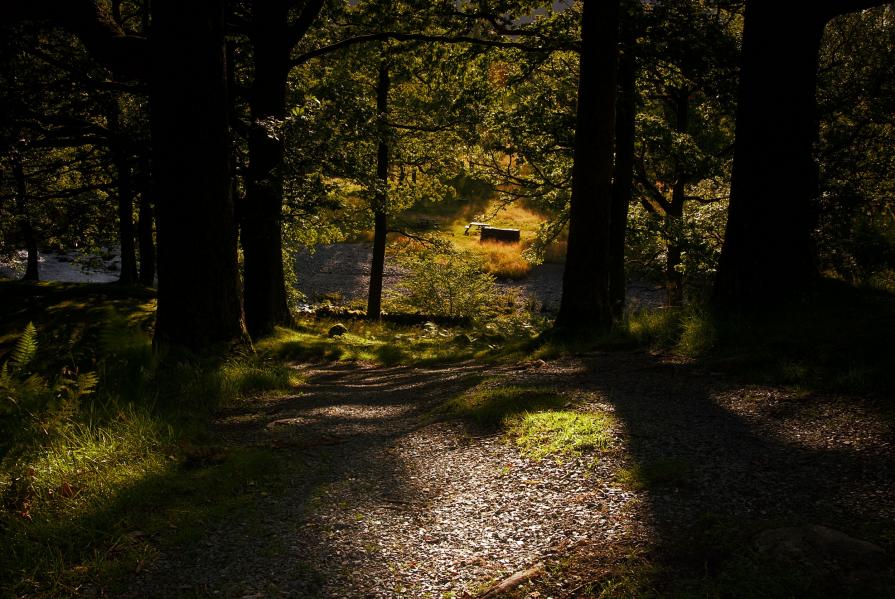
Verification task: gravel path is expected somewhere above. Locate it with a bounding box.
[294,243,665,312]
[126,353,894,598]
[0,250,119,283]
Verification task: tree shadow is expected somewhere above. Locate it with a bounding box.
[114,360,490,597]
[514,350,895,596]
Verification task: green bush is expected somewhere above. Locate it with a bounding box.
[1,323,97,451]
[390,245,499,319]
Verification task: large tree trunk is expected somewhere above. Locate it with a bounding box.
[367,62,390,320]
[138,186,155,286]
[555,0,620,334]
[150,0,248,351]
[11,153,39,281]
[242,0,293,338]
[713,5,827,311]
[665,90,689,308]
[609,2,638,319]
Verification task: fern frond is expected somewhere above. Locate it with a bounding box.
[76,372,99,398]
[10,322,38,371]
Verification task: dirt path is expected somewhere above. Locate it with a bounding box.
[127,353,894,598]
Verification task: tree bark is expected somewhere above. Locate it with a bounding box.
[11,153,39,281]
[115,152,138,284]
[242,0,294,338]
[150,0,248,351]
[108,100,138,285]
[713,4,827,311]
[609,2,638,319]
[665,90,689,308]
[138,185,155,286]
[555,0,620,335]
[367,62,390,320]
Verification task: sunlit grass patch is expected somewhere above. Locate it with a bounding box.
[617,458,692,491]
[437,385,567,429]
[480,241,531,279]
[257,322,491,366]
[506,410,613,460]
[2,435,284,596]
[2,407,174,520]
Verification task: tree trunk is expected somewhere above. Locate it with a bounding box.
[713,4,827,312]
[555,0,620,335]
[150,0,248,351]
[609,2,638,319]
[138,186,155,286]
[242,0,293,338]
[11,153,39,281]
[107,99,138,284]
[367,62,390,320]
[114,148,139,284]
[665,90,689,308]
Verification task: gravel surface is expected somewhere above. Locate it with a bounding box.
[0,249,119,283]
[125,353,894,598]
[294,243,665,312]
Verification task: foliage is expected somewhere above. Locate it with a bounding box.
[625,198,728,292]
[389,244,500,319]
[0,283,301,594]
[817,6,895,285]
[0,20,149,264]
[1,322,98,449]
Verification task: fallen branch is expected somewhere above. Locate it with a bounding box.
[475,562,544,599]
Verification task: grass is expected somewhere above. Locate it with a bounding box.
[530,279,895,397]
[435,385,567,429]
[401,193,561,278]
[256,320,510,366]
[616,458,692,491]
[0,281,304,596]
[436,383,613,461]
[507,410,613,460]
[479,241,531,279]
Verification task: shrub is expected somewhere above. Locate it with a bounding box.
[390,245,499,319]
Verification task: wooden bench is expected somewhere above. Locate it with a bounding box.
[480,227,521,244]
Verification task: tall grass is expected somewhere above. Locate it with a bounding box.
[0,282,302,595]
[480,241,531,279]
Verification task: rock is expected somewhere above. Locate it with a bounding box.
[328,323,348,338]
[755,525,887,576]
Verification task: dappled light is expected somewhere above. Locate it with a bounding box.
[3,0,895,596]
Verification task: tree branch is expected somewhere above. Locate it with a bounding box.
[4,0,149,81]
[822,0,892,19]
[291,31,555,68]
[287,0,326,48]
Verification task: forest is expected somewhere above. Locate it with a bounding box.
[1,0,894,596]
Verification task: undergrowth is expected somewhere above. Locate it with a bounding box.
[258,317,538,367]
[0,282,300,596]
[531,280,895,395]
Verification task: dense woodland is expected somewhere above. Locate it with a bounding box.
[1,1,894,597]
